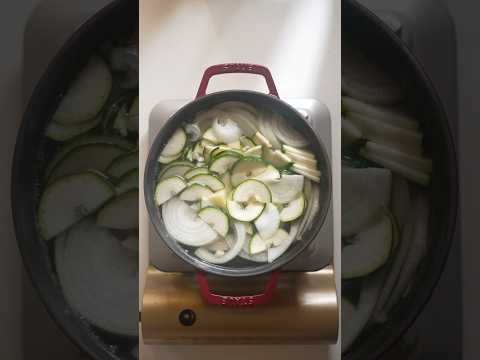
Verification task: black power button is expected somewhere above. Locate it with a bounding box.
[179,309,196,326]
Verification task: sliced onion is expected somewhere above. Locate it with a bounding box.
[267,221,300,263]
[212,117,243,143]
[266,175,304,204]
[162,197,218,246]
[271,112,309,148]
[254,203,280,239]
[258,113,282,149]
[185,123,202,142]
[195,222,246,264]
[193,109,229,132]
[55,219,137,336]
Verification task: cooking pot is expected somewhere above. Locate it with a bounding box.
[342,1,458,358]
[144,63,332,282]
[11,1,137,359]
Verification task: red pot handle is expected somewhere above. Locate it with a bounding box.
[195,271,280,307]
[195,63,279,99]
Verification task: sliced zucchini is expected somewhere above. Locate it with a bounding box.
[249,234,268,255]
[210,146,242,159]
[280,194,306,222]
[179,184,213,202]
[227,200,265,222]
[267,221,300,263]
[46,114,102,142]
[233,179,272,203]
[203,143,219,162]
[209,153,241,175]
[48,143,126,181]
[292,164,321,182]
[116,168,138,194]
[253,164,281,182]
[221,171,233,193]
[162,197,218,246]
[230,157,268,187]
[253,131,272,148]
[342,214,392,279]
[266,174,304,204]
[184,167,209,179]
[97,189,139,229]
[158,152,182,164]
[53,55,112,125]
[197,207,229,237]
[158,161,194,180]
[206,189,228,209]
[254,203,280,240]
[38,171,115,240]
[244,145,262,156]
[227,140,242,149]
[188,174,224,191]
[44,134,134,180]
[106,151,138,178]
[283,145,315,159]
[160,128,187,157]
[239,136,256,149]
[155,176,187,205]
[265,228,289,247]
[263,148,293,168]
[202,127,219,143]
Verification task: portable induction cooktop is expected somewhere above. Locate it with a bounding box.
[141,98,338,345]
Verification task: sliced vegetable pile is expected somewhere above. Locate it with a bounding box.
[341,44,431,353]
[154,102,322,264]
[36,42,139,339]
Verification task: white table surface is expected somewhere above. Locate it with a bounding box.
[139,1,341,359]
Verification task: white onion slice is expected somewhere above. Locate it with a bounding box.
[195,222,246,264]
[272,113,309,148]
[55,219,137,336]
[254,203,280,239]
[162,197,217,246]
[267,221,300,263]
[266,175,304,204]
[212,117,243,143]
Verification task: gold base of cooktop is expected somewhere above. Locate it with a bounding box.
[141,266,338,345]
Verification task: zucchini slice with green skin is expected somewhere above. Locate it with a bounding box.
[48,143,126,182]
[47,114,103,142]
[155,176,187,205]
[53,55,112,125]
[106,151,138,178]
[232,179,271,203]
[195,222,246,264]
[188,174,224,191]
[239,136,256,149]
[160,128,187,157]
[184,167,209,179]
[44,134,134,180]
[209,153,241,175]
[179,184,214,202]
[157,161,193,180]
[158,152,182,164]
[254,203,280,239]
[249,234,268,255]
[244,145,262,156]
[267,174,304,204]
[162,197,218,247]
[38,171,115,240]
[279,194,306,222]
[97,189,139,229]
[210,146,243,159]
[230,157,268,187]
[227,200,265,222]
[197,207,229,237]
[116,168,138,194]
[342,214,392,279]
